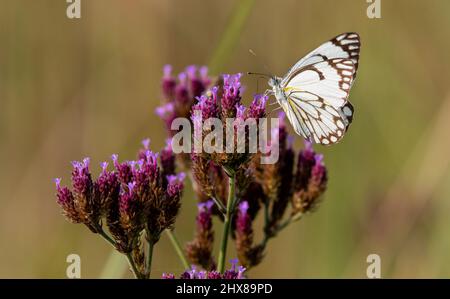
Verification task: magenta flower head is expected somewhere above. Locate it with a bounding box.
[137,138,151,160]
[262,111,295,230]
[69,157,103,232]
[54,178,80,223]
[160,138,176,181]
[162,65,177,99]
[55,139,187,258]
[234,201,263,268]
[94,162,120,215]
[167,259,246,279]
[192,89,219,120]
[157,65,213,137]
[247,94,267,119]
[119,182,137,218]
[235,104,246,121]
[167,172,186,197]
[187,65,210,98]
[162,273,175,279]
[294,141,317,191]
[185,200,215,270]
[111,154,134,185]
[71,158,93,200]
[155,102,175,131]
[236,201,251,234]
[223,259,246,279]
[291,141,328,215]
[221,73,243,118]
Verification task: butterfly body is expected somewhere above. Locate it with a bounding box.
[265,32,361,145]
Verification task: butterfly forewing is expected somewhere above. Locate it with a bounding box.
[281,58,357,145]
[281,32,361,86]
[284,58,356,108]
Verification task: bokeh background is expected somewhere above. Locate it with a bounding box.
[1,0,450,278]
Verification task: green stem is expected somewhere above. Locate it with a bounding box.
[217,171,236,273]
[97,227,142,279]
[260,213,304,250]
[211,196,227,215]
[146,239,154,278]
[126,252,142,279]
[97,228,116,248]
[165,229,190,270]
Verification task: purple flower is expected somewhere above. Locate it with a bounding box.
[221,73,242,117]
[175,72,190,105]
[71,158,93,198]
[162,273,175,279]
[95,162,120,213]
[162,65,176,99]
[167,260,246,279]
[236,201,251,234]
[160,138,176,180]
[155,103,175,130]
[119,182,136,215]
[235,104,246,120]
[167,172,186,197]
[197,200,214,233]
[247,94,267,119]
[137,138,151,160]
[157,65,212,138]
[54,178,80,223]
[192,90,219,120]
[187,65,208,98]
[207,271,222,279]
[185,200,215,270]
[294,141,316,191]
[291,141,328,215]
[112,154,134,184]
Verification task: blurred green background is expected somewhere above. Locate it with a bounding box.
[1,0,450,278]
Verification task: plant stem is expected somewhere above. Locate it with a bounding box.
[211,196,227,215]
[165,229,190,270]
[96,226,143,279]
[217,171,236,273]
[125,252,142,279]
[97,227,116,248]
[260,213,304,250]
[146,239,154,278]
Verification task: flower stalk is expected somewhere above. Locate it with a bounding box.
[217,170,236,273]
[165,229,190,270]
[146,238,154,278]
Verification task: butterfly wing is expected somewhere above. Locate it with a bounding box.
[281,58,356,145]
[281,32,361,86]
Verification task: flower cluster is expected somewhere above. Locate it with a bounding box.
[189,73,267,208]
[55,138,185,278]
[156,65,213,135]
[156,65,213,169]
[159,69,328,271]
[55,65,330,279]
[163,259,246,279]
[185,201,215,270]
[232,112,328,268]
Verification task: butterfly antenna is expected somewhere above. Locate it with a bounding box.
[247,49,273,78]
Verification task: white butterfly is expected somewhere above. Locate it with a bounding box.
[264,32,360,145]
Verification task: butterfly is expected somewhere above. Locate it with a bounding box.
[261,32,360,145]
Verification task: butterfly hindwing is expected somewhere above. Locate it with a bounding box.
[285,92,351,145]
